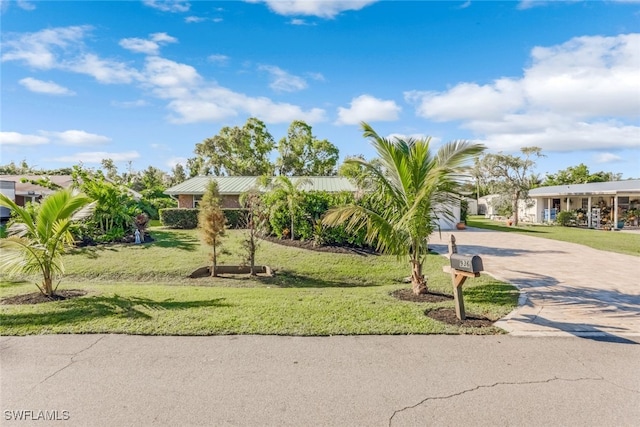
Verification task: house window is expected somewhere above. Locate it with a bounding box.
[552,198,561,211]
[194,195,202,208]
[581,198,589,209]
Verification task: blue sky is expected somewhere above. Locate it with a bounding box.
[1,0,639,179]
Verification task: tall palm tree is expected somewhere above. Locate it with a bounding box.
[323,123,485,295]
[0,190,94,297]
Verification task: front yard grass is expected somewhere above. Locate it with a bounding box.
[0,228,518,336]
[468,216,640,257]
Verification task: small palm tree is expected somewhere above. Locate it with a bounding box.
[0,190,94,297]
[323,123,485,295]
[269,176,312,240]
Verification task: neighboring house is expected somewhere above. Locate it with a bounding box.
[0,175,75,207]
[164,175,463,230]
[478,194,501,218]
[164,176,357,209]
[1,180,16,221]
[521,180,640,228]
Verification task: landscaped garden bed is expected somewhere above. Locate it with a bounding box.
[0,228,518,336]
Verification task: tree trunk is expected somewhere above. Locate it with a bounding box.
[43,276,54,297]
[410,259,427,295]
[290,214,295,240]
[211,240,218,277]
[512,191,520,226]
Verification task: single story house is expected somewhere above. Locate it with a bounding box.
[164,175,464,230]
[520,180,640,229]
[0,175,75,207]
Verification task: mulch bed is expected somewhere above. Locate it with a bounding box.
[391,289,495,327]
[259,235,377,256]
[1,290,87,305]
[425,307,495,327]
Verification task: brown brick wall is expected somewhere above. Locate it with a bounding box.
[221,195,241,209]
[178,194,194,208]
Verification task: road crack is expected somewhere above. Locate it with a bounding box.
[35,335,107,387]
[388,376,602,426]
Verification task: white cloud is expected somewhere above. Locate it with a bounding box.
[208,54,229,65]
[405,78,524,122]
[67,53,141,84]
[185,16,206,23]
[166,156,188,168]
[290,18,316,25]
[1,25,90,69]
[259,65,307,92]
[336,95,401,125]
[41,130,111,146]
[19,77,75,95]
[119,32,177,55]
[594,153,623,163]
[459,1,471,9]
[53,151,140,163]
[407,33,640,152]
[0,131,49,146]
[111,99,149,108]
[142,0,190,13]
[250,0,378,18]
[16,0,36,10]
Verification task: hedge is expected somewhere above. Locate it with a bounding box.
[159,208,247,229]
[159,208,198,229]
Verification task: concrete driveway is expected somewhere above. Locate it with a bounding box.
[429,228,640,339]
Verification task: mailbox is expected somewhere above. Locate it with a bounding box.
[450,254,483,274]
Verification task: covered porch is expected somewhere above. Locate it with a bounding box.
[526,180,640,230]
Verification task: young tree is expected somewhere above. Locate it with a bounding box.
[194,117,275,176]
[476,147,543,226]
[239,190,264,276]
[276,120,339,176]
[198,181,226,277]
[324,122,485,295]
[0,190,94,297]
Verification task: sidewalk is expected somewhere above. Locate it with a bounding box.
[429,228,640,338]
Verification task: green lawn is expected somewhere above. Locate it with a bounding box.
[468,216,640,257]
[0,228,518,336]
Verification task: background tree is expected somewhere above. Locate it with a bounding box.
[475,147,543,226]
[195,117,275,176]
[324,122,485,295]
[186,157,209,177]
[276,120,339,176]
[198,180,226,277]
[0,189,93,297]
[170,163,187,186]
[543,163,622,186]
[100,158,121,183]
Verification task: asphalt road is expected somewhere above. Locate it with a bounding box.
[1,334,638,426]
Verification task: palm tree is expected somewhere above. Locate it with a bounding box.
[269,176,312,240]
[0,189,94,297]
[323,122,485,295]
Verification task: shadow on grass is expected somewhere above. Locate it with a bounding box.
[467,221,546,234]
[259,270,384,288]
[142,230,199,251]
[0,279,31,289]
[465,283,519,306]
[0,294,230,327]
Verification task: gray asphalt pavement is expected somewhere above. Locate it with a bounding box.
[1,334,639,427]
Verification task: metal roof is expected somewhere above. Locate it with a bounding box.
[529,179,640,197]
[164,176,357,195]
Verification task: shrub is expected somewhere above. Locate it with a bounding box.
[160,208,198,229]
[556,210,575,227]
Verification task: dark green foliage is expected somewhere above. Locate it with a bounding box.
[144,197,178,220]
[223,209,248,229]
[160,208,199,229]
[261,190,369,247]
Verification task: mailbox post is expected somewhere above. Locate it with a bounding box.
[447,235,483,320]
